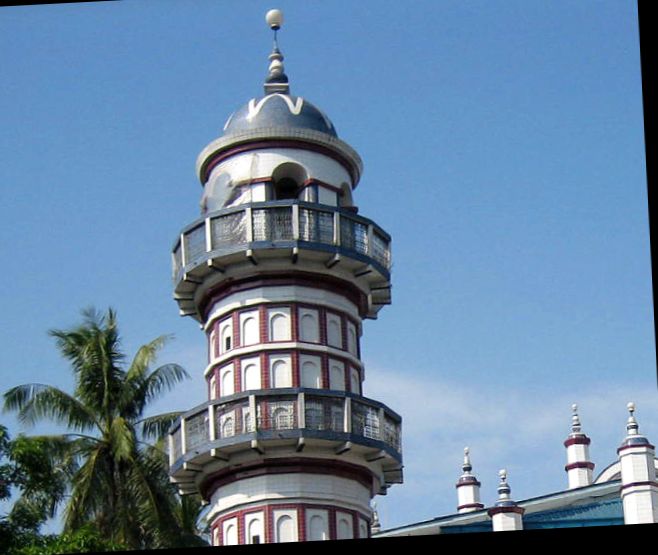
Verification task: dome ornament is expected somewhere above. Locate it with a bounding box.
[264,9,290,95]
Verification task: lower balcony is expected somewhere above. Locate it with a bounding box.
[168,388,403,495]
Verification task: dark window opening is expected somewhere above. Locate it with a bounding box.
[252,535,261,544]
[225,336,231,351]
[274,177,298,200]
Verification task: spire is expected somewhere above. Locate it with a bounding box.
[264,9,290,95]
[570,403,582,434]
[626,401,639,436]
[456,447,484,513]
[495,469,512,504]
[564,403,594,489]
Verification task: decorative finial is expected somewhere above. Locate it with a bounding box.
[626,401,639,435]
[571,403,582,433]
[264,9,289,94]
[462,446,472,473]
[497,469,511,500]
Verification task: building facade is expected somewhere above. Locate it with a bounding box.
[375,403,658,536]
[167,10,402,545]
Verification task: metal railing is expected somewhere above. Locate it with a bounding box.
[172,201,392,280]
[169,389,402,466]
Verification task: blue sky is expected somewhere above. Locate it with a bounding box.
[0,0,654,532]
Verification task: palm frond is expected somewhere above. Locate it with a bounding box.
[3,384,99,431]
[138,411,184,442]
[122,363,189,419]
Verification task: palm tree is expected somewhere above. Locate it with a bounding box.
[3,308,205,549]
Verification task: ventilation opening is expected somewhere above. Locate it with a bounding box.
[272,162,308,200]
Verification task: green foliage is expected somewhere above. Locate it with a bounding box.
[2,308,208,551]
[9,524,125,555]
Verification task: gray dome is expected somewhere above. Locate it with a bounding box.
[222,93,337,137]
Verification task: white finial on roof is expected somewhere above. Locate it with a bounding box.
[626,401,639,435]
[264,9,289,94]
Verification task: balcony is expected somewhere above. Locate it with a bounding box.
[171,201,392,318]
[168,388,403,493]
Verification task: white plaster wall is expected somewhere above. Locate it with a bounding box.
[245,512,265,544]
[273,509,298,543]
[492,512,523,531]
[204,148,352,211]
[457,485,480,508]
[621,450,655,483]
[622,487,658,524]
[208,473,371,517]
[336,511,353,540]
[566,444,590,464]
[206,286,360,326]
[306,509,329,541]
[567,467,592,489]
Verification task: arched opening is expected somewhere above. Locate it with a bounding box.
[272,162,307,200]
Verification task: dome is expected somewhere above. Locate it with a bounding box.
[222,93,338,138]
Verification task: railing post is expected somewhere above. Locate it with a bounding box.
[205,217,212,251]
[378,407,385,441]
[297,392,305,429]
[168,432,175,466]
[334,212,341,246]
[292,204,300,240]
[367,225,374,257]
[208,404,216,441]
[179,233,187,267]
[245,207,254,242]
[344,397,352,433]
[249,394,257,432]
[180,417,187,455]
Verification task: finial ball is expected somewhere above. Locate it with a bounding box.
[464,447,469,455]
[266,9,283,30]
[627,401,635,413]
[499,469,507,479]
[572,403,578,413]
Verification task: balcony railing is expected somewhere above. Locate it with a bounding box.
[172,201,392,282]
[169,389,402,469]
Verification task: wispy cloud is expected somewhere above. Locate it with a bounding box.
[366,366,658,529]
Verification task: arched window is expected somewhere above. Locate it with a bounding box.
[221,367,234,396]
[276,515,296,543]
[301,359,321,389]
[224,522,238,545]
[337,516,353,540]
[347,323,357,355]
[350,367,360,395]
[327,314,342,348]
[221,416,234,438]
[241,315,258,346]
[269,310,290,341]
[272,162,307,201]
[247,517,264,544]
[309,514,328,541]
[242,362,260,391]
[209,374,217,400]
[299,309,319,343]
[329,363,345,390]
[220,323,232,354]
[271,358,292,388]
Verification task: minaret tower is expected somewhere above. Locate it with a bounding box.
[455,447,484,513]
[618,402,658,524]
[167,11,402,545]
[563,404,594,489]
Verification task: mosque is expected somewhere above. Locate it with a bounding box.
[166,11,658,544]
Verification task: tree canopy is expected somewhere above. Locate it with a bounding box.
[2,308,207,551]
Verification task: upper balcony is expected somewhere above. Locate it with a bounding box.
[168,388,403,497]
[172,201,392,320]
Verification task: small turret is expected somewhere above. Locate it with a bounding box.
[617,402,658,524]
[455,447,484,513]
[563,404,594,489]
[487,469,524,531]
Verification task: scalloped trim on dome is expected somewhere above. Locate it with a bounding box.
[247,94,304,120]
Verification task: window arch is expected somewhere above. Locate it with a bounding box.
[269,310,291,341]
[276,514,296,543]
[301,359,321,389]
[241,316,258,346]
[271,357,292,388]
[271,162,307,201]
[221,366,234,396]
